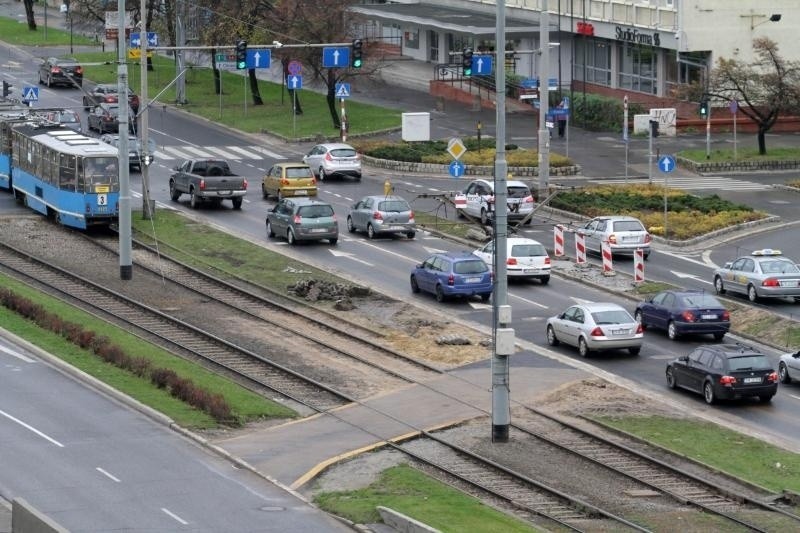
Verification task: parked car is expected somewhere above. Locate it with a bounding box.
[546,303,643,357]
[41,109,82,133]
[779,349,800,384]
[262,162,317,200]
[635,290,730,341]
[665,344,778,404]
[302,142,361,181]
[39,57,83,88]
[83,83,140,113]
[713,249,800,302]
[410,252,493,303]
[454,178,535,225]
[579,216,651,259]
[266,197,338,245]
[473,237,551,284]
[346,195,416,239]
[87,103,137,134]
[100,133,156,171]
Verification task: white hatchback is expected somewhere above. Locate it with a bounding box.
[455,178,535,225]
[473,237,551,284]
[302,143,362,181]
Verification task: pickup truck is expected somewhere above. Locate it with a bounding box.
[169,159,248,209]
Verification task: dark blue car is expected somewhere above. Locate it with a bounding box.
[635,290,730,341]
[410,252,493,303]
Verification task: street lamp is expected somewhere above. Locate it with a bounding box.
[744,13,781,30]
[537,0,559,202]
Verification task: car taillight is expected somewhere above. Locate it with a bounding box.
[681,310,696,322]
[635,323,643,334]
[281,178,289,185]
[104,96,116,103]
[767,372,779,383]
[51,67,62,74]
[590,327,604,337]
[243,179,248,190]
[325,152,332,161]
[722,310,730,320]
[644,233,652,243]
[544,257,551,265]
[75,67,83,74]
[372,211,383,220]
[507,258,518,265]
[608,234,617,244]
[409,210,414,221]
[523,195,534,204]
[448,273,455,286]
[293,215,302,224]
[199,179,206,190]
[762,278,780,287]
[719,375,737,386]
[332,214,337,221]
[311,177,317,185]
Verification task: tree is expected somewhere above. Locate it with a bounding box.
[710,38,800,155]
[23,0,36,30]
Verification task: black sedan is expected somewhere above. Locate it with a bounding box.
[87,103,137,134]
[39,56,83,88]
[665,344,779,404]
[634,290,730,341]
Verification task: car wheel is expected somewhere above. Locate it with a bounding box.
[407,231,416,239]
[435,284,445,302]
[714,276,726,295]
[410,275,420,294]
[779,362,792,384]
[190,189,199,209]
[480,208,489,226]
[266,220,275,238]
[287,229,296,245]
[578,337,590,358]
[634,310,646,328]
[759,395,774,403]
[480,293,491,302]
[703,381,716,405]
[628,346,641,356]
[666,367,677,389]
[643,253,650,261]
[747,284,759,302]
[354,173,362,182]
[546,325,559,346]
[667,321,679,341]
[329,237,338,245]
[169,181,180,201]
[367,224,376,239]
[539,275,550,285]
[713,332,725,342]
[262,185,269,199]
[277,190,284,202]
[46,75,52,88]
[346,216,356,233]
[318,167,326,181]
[232,197,243,210]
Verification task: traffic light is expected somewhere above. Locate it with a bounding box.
[235,39,247,70]
[351,39,363,68]
[2,80,10,99]
[699,95,709,118]
[462,47,473,76]
[649,119,659,138]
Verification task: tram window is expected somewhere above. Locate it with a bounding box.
[60,153,77,191]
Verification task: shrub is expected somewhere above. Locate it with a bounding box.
[568,93,647,132]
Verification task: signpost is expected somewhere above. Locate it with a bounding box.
[21,85,39,106]
[623,94,629,181]
[322,47,350,68]
[447,138,467,178]
[658,154,677,239]
[730,99,739,161]
[246,49,271,69]
[471,55,493,76]
[336,83,351,142]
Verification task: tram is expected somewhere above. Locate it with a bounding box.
[0,107,31,191]
[10,121,120,229]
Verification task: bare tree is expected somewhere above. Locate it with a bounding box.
[710,38,800,155]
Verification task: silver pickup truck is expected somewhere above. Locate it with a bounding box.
[169,159,248,209]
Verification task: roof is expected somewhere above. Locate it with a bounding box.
[705,344,763,356]
[315,143,355,150]
[473,178,531,189]
[505,237,544,246]
[275,162,310,168]
[577,302,629,312]
[286,197,330,205]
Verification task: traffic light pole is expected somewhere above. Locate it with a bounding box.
[140,0,153,220]
[705,103,711,160]
[117,0,132,280]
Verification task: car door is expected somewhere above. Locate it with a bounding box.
[651,292,674,330]
[683,348,712,393]
[582,219,601,253]
[552,306,579,347]
[474,241,493,268]
[303,145,321,173]
[788,351,800,375]
[271,200,291,235]
[356,197,374,230]
[463,182,480,217]
[416,257,439,292]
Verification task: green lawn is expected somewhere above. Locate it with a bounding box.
[679,146,800,163]
[0,16,97,47]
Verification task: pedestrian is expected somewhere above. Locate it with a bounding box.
[556,101,566,138]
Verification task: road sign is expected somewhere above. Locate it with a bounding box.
[472,55,493,76]
[448,160,466,178]
[550,108,570,117]
[246,49,271,69]
[561,96,570,109]
[217,62,237,70]
[215,53,235,62]
[323,47,350,68]
[335,83,351,98]
[730,99,738,114]
[287,75,303,90]
[21,85,38,102]
[447,138,467,160]
[287,60,302,76]
[128,49,153,60]
[130,32,158,48]
[658,155,677,173]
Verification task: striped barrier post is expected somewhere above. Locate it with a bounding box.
[554,224,565,257]
[575,231,586,264]
[601,240,614,274]
[634,248,645,283]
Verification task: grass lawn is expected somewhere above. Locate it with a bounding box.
[680,146,800,163]
[0,16,96,47]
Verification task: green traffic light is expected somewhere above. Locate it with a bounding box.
[353,58,362,68]
[237,61,246,70]
[464,67,472,76]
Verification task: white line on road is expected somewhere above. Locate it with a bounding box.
[648,354,677,360]
[658,249,715,269]
[790,394,800,401]
[0,344,36,363]
[96,467,121,483]
[161,508,188,525]
[0,409,64,447]
[509,292,548,309]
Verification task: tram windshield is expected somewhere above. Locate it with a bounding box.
[81,157,120,192]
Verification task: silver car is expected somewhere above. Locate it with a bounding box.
[266,197,338,245]
[546,302,643,357]
[713,249,800,302]
[779,349,800,384]
[100,133,157,171]
[580,216,651,259]
[302,142,362,181]
[347,195,416,239]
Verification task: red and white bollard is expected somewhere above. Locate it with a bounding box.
[601,240,614,274]
[575,231,586,264]
[634,248,645,283]
[554,224,565,257]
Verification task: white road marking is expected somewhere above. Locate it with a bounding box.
[329,249,374,266]
[658,249,712,268]
[0,409,64,447]
[649,354,677,360]
[469,302,492,310]
[96,467,121,482]
[203,146,239,159]
[669,270,713,285]
[509,292,548,309]
[161,508,188,525]
[226,146,262,159]
[789,394,800,401]
[0,344,36,363]
[161,146,196,160]
[422,246,448,254]
[249,145,286,159]
[181,145,215,158]
[701,250,717,268]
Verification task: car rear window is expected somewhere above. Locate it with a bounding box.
[330,148,357,158]
[612,220,645,232]
[727,355,772,371]
[297,205,334,218]
[508,186,531,198]
[286,167,313,178]
[681,294,722,308]
[591,310,633,324]
[511,244,547,257]
[454,259,489,274]
[378,200,410,212]
[760,259,799,274]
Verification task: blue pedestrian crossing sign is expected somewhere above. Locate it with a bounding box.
[323,47,350,68]
[448,160,466,178]
[472,55,493,76]
[287,75,303,90]
[21,85,39,103]
[335,83,351,98]
[246,49,271,69]
[658,155,677,173]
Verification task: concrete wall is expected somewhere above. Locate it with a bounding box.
[11,499,68,533]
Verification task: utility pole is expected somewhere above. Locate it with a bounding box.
[140,0,152,219]
[175,0,187,104]
[537,0,551,202]
[117,0,132,280]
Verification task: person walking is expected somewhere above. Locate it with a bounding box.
[556,101,566,138]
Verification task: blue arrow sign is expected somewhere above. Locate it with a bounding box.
[551,108,570,117]
[448,160,466,178]
[335,83,350,98]
[658,155,677,173]
[130,32,158,48]
[246,49,271,69]
[323,47,350,68]
[472,55,493,76]
[287,75,302,90]
[21,85,39,102]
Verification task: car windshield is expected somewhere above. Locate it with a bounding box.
[591,310,633,324]
[58,112,78,123]
[298,205,334,218]
[511,244,546,257]
[330,148,356,158]
[508,186,530,198]
[612,220,645,232]
[760,259,800,274]
[286,167,312,178]
[681,294,722,308]
[728,355,772,371]
[378,200,409,212]
[453,260,488,274]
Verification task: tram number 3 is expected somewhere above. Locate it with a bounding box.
[97,194,108,206]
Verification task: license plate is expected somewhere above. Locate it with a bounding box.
[612,329,629,335]
[781,280,799,287]
[743,377,762,384]
[465,277,482,283]
[522,268,541,274]
[295,190,307,196]
[218,190,231,196]
[386,226,403,231]
[701,314,717,320]
[622,236,639,243]
[309,228,328,233]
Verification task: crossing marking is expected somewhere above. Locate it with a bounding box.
[161,146,197,160]
[249,145,286,159]
[152,145,286,161]
[226,145,262,159]
[203,146,238,159]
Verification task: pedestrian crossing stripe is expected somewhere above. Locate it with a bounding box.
[152,145,287,161]
[591,176,764,191]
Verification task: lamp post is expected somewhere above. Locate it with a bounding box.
[69,11,73,54]
[537,1,552,202]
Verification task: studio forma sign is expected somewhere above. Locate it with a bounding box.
[615,26,660,47]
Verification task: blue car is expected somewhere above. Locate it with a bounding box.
[410,252,493,302]
[634,290,730,341]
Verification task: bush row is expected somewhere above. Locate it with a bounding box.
[0,288,236,425]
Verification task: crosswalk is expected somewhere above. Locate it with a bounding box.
[590,176,766,191]
[152,145,287,161]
